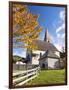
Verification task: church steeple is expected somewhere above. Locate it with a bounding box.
[44,27,51,43]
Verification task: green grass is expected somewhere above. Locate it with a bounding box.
[25,69,65,85]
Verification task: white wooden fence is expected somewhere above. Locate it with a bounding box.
[13,66,40,86]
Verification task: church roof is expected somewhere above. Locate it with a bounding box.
[39,51,59,60]
[47,51,59,58]
[33,27,59,52]
[34,40,59,52]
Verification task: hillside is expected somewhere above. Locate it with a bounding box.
[13,55,26,63]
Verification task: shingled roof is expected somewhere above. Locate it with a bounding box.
[47,51,59,58]
[34,40,59,52]
[39,50,59,60]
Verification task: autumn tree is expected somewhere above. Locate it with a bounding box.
[13,4,42,50]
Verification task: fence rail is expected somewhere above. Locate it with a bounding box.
[13,66,40,86]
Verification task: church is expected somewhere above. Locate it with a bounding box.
[26,28,60,69]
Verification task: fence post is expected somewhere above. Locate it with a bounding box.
[13,66,40,86]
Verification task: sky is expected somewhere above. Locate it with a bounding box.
[13,5,65,57]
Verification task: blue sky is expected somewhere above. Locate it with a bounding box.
[13,5,65,57]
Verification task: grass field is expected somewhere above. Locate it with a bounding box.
[25,69,65,85]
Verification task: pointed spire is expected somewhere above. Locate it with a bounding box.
[44,27,51,43]
[44,27,48,42]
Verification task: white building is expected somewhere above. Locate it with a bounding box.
[26,28,60,69]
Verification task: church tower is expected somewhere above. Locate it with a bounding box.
[44,27,51,43]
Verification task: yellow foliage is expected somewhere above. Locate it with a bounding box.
[13,4,42,50]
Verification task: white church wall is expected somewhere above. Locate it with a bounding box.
[54,51,60,57]
[39,58,48,69]
[32,55,39,65]
[33,50,45,55]
[39,60,42,67]
[48,58,59,69]
[39,59,43,67]
[32,50,45,65]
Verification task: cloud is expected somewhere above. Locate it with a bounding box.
[52,10,65,52]
[54,43,62,51]
[61,33,65,39]
[59,11,65,21]
[13,50,26,58]
[57,33,60,38]
[56,10,65,34]
[53,34,65,52]
[56,23,65,33]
